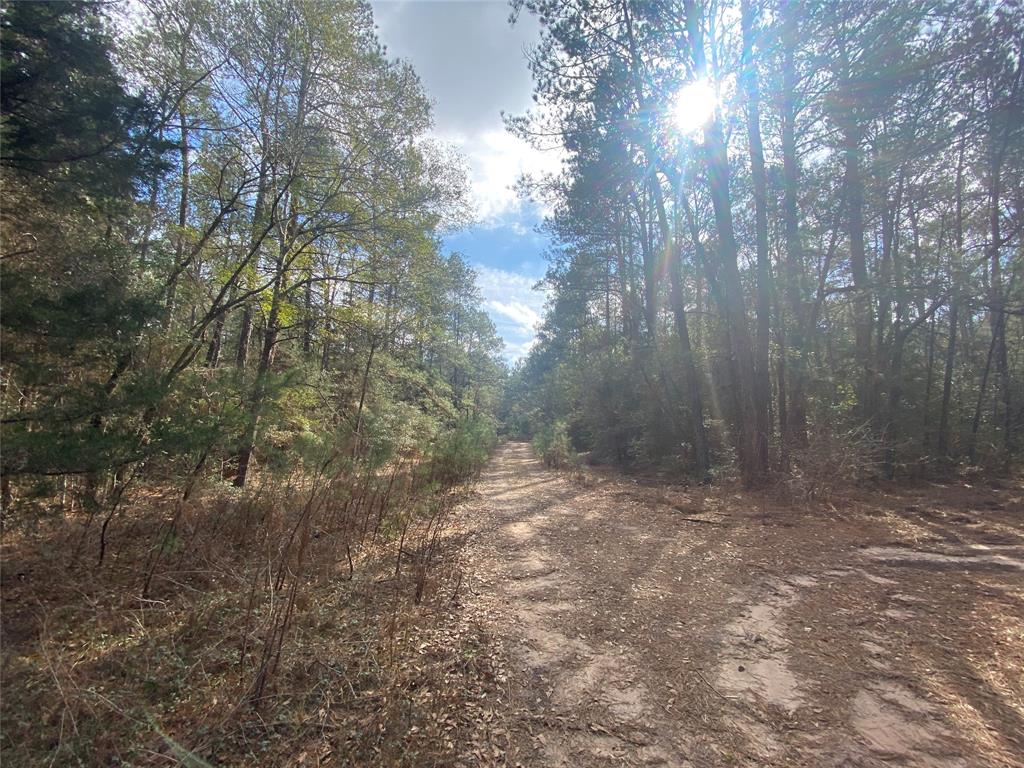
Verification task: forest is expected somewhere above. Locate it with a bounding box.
[2,0,505,763]
[505,0,1023,489]
[2,0,1022,766]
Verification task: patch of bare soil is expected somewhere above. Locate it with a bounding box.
[454,442,1024,767]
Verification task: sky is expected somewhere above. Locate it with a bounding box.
[371,0,558,362]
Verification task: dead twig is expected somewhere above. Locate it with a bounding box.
[694,669,738,701]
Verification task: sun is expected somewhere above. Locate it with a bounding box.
[672,80,717,136]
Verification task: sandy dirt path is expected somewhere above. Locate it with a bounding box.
[455,442,1024,767]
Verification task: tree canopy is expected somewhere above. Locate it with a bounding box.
[504,0,1024,485]
[1,0,504,497]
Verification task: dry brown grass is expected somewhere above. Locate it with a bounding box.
[1,465,503,767]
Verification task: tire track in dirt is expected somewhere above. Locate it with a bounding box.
[456,442,1024,767]
[461,443,690,766]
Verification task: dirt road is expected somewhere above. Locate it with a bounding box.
[456,442,1024,767]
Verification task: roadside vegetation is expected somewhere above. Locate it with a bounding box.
[1,1,503,764]
[502,0,1023,491]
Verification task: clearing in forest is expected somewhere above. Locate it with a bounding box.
[455,442,1024,767]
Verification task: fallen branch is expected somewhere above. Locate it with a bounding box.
[694,670,738,701]
[677,517,725,525]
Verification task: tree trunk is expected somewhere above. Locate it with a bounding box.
[651,179,710,480]
[987,131,1010,453]
[631,189,660,342]
[235,306,253,369]
[844,126,873,418]
[779,0,808,449]
[685,0,765,484]
[321,281,335,372]
[303,275,314,355]
[164,25,196,330]
[234,256,284,488]
[937,133,967,457]
[205,315,224,367]
[922,316,936,448]
[937,302,958,456]
[165,107,190,329]
[742,0,773,471]
[351,339,377,459]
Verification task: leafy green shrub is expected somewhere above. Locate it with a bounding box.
[426,414,498,487]
[532,420,574,468]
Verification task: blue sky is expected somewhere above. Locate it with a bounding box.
[371,1,556,362]
[445,207,549,360]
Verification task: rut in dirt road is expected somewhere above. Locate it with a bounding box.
[466,443,686,766]
[458,442,1024,768]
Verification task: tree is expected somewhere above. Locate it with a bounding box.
[506,0,1024,482]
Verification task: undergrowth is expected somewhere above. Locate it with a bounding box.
[1,419,503,767]
[531,421,576,470]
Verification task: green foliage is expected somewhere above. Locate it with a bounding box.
[505,0,1024,481]
[532,421,574,469]
[0,0,168,193]
[0,0,505,517]
[365,400,441,467]
[427,414,498,486]
[0,3,507,765]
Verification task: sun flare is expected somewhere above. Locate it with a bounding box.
[672,80,717,135]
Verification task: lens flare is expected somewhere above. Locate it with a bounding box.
[672,80,717,135]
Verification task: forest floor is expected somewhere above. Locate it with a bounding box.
[452,442,1024,767]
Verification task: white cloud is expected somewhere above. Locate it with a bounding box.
[438,130,562,224]
[369,1,553,362]
[370,2,557,225]
[487,299,542,334]
[474,264,547,308]
[502,337,538,360]
[473,264,548,361]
